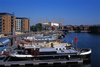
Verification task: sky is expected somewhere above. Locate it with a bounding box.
[0,0,100,25]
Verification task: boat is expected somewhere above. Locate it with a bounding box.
[18,37,73,49]
[9,44,91,61]
[23,36,58,43]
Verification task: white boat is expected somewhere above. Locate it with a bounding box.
[9,45,91,61]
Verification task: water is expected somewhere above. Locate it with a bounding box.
[64,33,100,67]
[0,33,100,67]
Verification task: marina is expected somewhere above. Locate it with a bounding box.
[0,31,92,66]
[0,0,99,67]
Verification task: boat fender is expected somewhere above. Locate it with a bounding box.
[77,52,80,55]
[68,55,70,60]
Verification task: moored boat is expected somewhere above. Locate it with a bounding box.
[9,44,91,61]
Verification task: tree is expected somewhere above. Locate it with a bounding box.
[30,25,37,32]
[30,23,44,32]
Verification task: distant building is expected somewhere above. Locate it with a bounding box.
[16,17,30,33]
[83,25,89,30]
[43,22,59,27]
[66,25,73,30]
[0,13,16,35]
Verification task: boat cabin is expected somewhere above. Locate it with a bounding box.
[22,46,57,55]
[24,46,40,55]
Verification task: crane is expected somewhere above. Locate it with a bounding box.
[38,18,40,23]
[53,17,55,26]
[61,18,63,26]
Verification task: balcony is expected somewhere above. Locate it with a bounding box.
[0,26,2,28]
[0,29,1,31]
[11,21,14,23]
[0,17,2,19]
[0,23,2,25]
[11,22,14,24]
[11,18,14,20]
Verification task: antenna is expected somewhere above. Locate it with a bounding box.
[13,12,15,16]
[46,17,48,24]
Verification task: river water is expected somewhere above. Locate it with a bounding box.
[0,33,100,67]
[63,33,100,67]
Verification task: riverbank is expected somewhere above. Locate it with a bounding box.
[68,30,90,33]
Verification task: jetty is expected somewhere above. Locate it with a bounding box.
[0,59,83,66]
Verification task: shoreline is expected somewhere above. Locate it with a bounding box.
[68,30,90,33]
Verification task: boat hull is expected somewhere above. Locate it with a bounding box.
[10,53,91,61]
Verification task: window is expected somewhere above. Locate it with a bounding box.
[3,20,5,22]
[3,23,5,24]
[59,48,61,50]
[3,29,5,30]
[3,17,5,19]
[9,17,10,19]
[56,48,58,50]
[9,20,10,22]
[34,48,36,50]
[36,48,39,50]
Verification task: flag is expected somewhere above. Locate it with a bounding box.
[17,40,19,45]
[74,36,78,42]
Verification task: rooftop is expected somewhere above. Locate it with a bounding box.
[16,17,29,20]
[0,13,14,16]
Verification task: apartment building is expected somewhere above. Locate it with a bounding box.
[16,19,21,32]
[16,17,30,33]
[0,13,15,35]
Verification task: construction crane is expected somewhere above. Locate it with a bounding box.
[41,18,43,24]
[60,18,63,29]
[53,17,55,26]
[46,17,48,24]
[38,18,40,23]
[61,18,63,25]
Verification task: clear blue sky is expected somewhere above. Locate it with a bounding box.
[0,0,100,25]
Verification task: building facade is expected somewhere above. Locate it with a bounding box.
[0,13,15,35]
[16,17,30,33]
[16,19,21,32]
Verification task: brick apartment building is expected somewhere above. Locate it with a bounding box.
[0,13,16,35]
[16,17,30,33]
